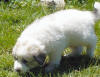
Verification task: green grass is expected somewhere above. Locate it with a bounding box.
[0,0,100,77]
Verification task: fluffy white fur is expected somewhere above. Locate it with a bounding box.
[40,0,65,9]
[13,2,100,73]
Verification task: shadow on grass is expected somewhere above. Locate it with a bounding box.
[20,55,100,77]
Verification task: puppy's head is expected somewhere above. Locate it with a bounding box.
[12,39,46,73]
[94,2,100,21]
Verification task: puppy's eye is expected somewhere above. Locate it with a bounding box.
[22,59,28,64]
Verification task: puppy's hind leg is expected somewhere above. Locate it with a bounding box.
[86,37,96,58]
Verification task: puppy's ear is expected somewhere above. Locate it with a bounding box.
[34,53,46,65]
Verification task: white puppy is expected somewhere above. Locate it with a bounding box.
[12,2,100,73]
[40,0,65,9]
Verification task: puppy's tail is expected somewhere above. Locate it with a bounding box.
[93,2,100,21]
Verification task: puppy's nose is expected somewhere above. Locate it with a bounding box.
[15,68,21,72]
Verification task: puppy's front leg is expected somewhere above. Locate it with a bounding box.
[45,51,62,73]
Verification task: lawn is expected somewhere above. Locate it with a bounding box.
[0,0,100,77]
